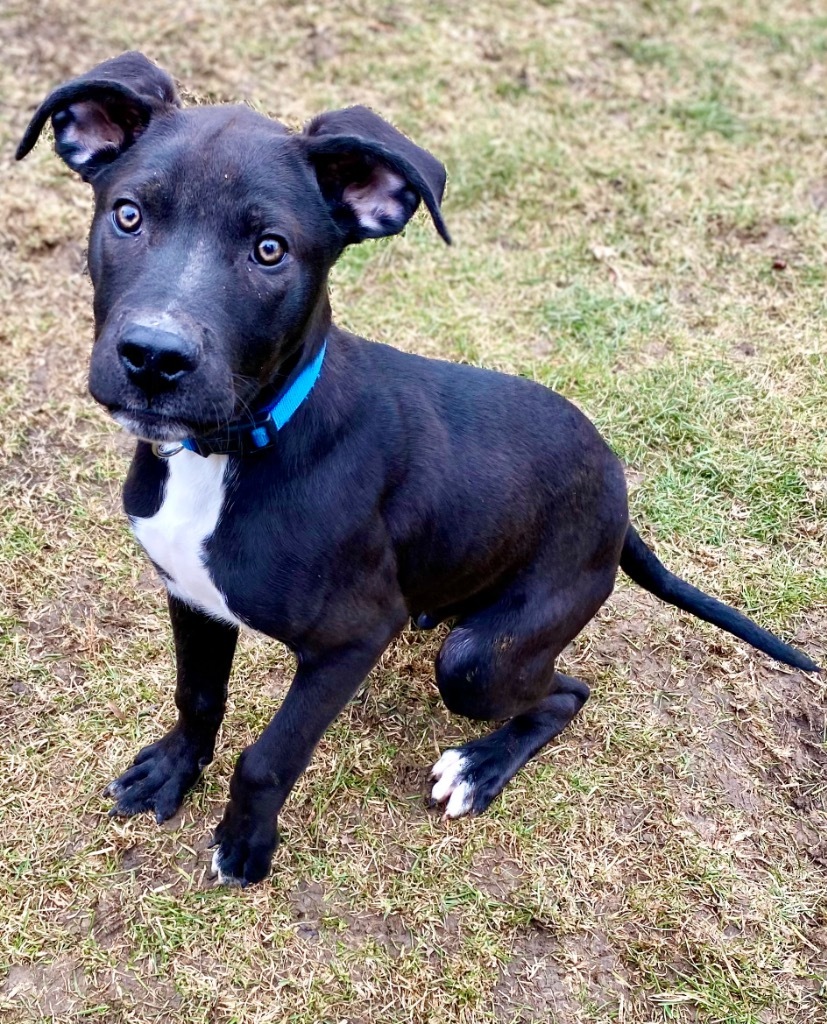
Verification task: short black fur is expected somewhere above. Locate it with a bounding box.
[18,53,819,887]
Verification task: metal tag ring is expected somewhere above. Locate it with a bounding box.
[151,441,186,459]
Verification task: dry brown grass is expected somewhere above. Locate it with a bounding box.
[1,1,826,1021]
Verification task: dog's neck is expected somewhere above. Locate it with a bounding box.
[271,292,332,389]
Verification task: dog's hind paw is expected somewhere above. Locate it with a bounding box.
[429,749,475,819]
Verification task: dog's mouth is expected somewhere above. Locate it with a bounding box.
[110,407,198,443]
[109,400,256,444]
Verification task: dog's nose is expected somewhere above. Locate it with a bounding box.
[117,325,199,392]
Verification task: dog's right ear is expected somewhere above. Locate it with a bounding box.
[16,51,179,182]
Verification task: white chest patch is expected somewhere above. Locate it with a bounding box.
[131,451,243,627]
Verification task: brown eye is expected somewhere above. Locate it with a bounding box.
[113,201,142,233]
[254,235,287,266]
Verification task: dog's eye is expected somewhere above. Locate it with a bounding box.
[254,236,287,266]
[113,201,142,234]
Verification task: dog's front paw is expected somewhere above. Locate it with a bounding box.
[105,729,209,823]
[209,814,279,888]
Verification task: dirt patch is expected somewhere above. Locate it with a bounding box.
[493,927,631,1022]
[343,910,415,955]
[493,931,576,1022]
[602,590,827,853]
[732,340,757,359]
[102,967,181,1017]
[288,878,415,955]
[707,214,791,247]
[0,959,182,1021]
[2,958,87,1017]
[706,215,800,271]
[470,847,526,903]
[92,888,134,952]
[289,878,328,940]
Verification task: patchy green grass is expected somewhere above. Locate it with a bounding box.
[1,1,826,1022]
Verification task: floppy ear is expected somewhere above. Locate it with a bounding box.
[302,106,451,245]
[16,51,179,182]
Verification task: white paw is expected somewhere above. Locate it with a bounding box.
[430,749,475,819]
[210,848,244,887]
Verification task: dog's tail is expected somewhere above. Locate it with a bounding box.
[620,524,819,672]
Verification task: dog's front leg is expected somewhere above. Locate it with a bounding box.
[210,633,394,887]
[105,595,238,822]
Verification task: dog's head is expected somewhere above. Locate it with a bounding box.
[17,52,449,442]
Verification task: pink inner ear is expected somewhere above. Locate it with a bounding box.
[343,166,406,232]
[61,100,126,164]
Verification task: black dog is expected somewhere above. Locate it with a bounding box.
[18,53,818,886]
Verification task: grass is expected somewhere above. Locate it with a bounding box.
[1,1,826,1021]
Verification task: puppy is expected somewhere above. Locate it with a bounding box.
[18,52,818,886]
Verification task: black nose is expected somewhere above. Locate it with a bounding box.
[117,325,199,392]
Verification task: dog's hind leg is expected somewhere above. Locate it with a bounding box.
[429,673,589,818]
[429,568,611,818]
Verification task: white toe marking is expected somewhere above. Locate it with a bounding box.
[430,749,475,818]
[430,748,463,782]
[430,773,455,804]
[211,848,243,887]
[445,781,474,819]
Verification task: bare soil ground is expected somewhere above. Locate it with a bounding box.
[1,2,825,1021]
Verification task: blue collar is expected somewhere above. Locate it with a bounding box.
[156,341,327,458]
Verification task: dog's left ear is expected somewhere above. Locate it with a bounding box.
[302,106,451,245]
